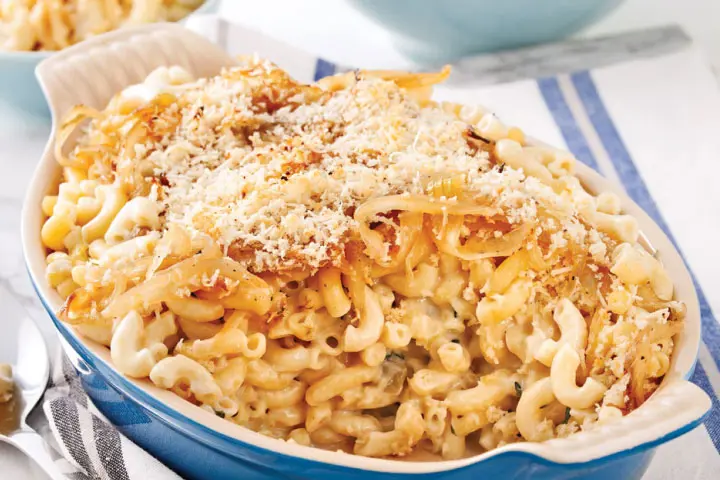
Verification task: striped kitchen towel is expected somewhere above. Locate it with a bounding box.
[38,353,181,479]
[36,15,720,480]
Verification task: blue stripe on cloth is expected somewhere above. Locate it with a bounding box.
[569,70,720,375]
[691,363,720,452]
[313,58,337,81]
[536,77,601,171]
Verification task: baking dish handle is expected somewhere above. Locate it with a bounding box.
[517,378,712,465]
[35,22,235,121]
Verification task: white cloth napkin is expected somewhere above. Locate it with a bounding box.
[37,15,720,479]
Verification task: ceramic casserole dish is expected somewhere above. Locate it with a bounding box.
[21,23,711,480]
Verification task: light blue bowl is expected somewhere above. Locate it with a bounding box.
[0,0,219,117]
[0,50,50,116]
[347,0,624,62]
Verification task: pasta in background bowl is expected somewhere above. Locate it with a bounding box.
[22,24,710,480]
[0,0,218,115]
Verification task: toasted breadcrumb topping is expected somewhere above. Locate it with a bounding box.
[114,60,563,273]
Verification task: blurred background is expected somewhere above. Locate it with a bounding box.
[218,0,719,78]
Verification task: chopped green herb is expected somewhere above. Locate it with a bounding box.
[385,351,405,361]
[514,381,523,397]
[450,425,456,435]
[561,407,571,424]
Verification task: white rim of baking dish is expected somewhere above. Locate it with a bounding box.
[21,22,711,475]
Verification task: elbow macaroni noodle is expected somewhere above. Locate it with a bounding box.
[42,59,685,459]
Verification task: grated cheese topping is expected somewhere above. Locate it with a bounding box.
[117,61,575,272]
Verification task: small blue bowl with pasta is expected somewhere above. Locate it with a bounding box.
[0,0,219,117]
[22,23,711,480]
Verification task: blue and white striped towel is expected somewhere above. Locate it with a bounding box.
[38,16,720,480]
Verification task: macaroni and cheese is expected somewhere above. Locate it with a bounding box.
[0,0,204,51]
[41,59,685,459]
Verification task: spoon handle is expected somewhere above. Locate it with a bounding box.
[10,429,66,480]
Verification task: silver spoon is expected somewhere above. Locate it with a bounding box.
[0,315,63,480]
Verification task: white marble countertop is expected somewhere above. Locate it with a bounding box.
[1,0,719,477]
